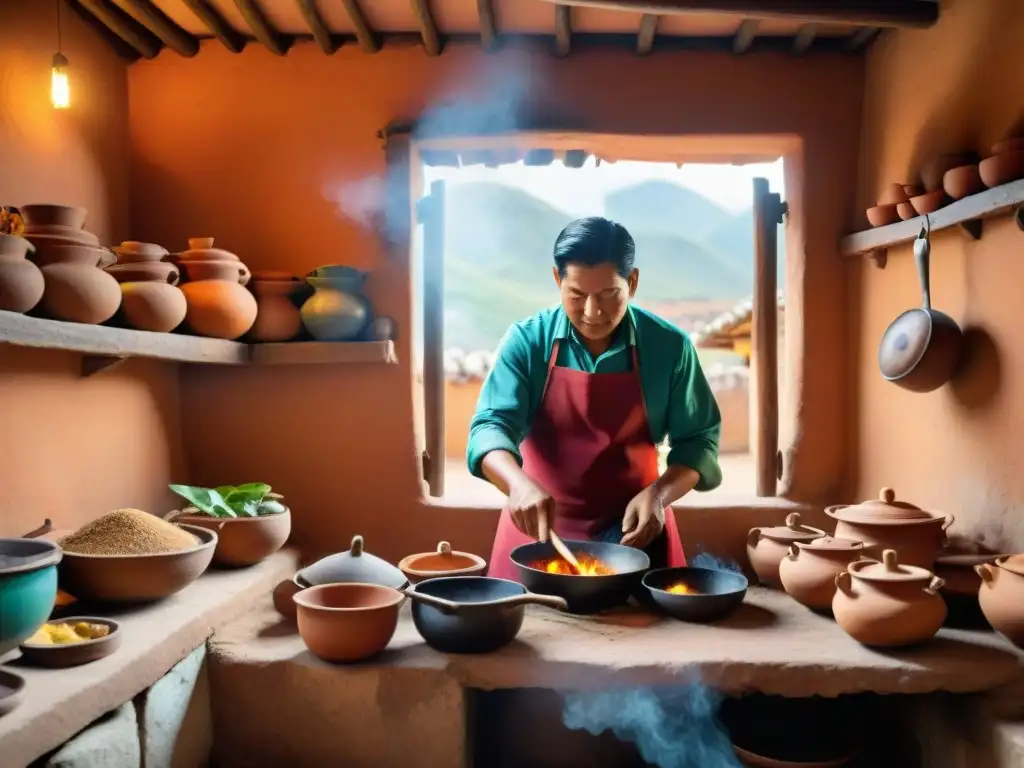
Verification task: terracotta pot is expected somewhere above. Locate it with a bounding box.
[32,243,115,269]
[901,183,924,198]
[825,488,953,568]
[865,204,898,228]
[979,151,1024,188]
[181,259,251,285]
[920,153,976,192]
[39,251,123,325]
[180,280,258,340]
[23,226,100,247]
[896,202,916,221]
[112,241,169,263]
[943,164,984,199]
[778,536,866,611]
[19,204,87,229]
[173,508,291,567]
[976,555,1024,648]
[272,578,303,621]
[0,234,45,313]
[250,275,303,342]
[909,189,947,215]
[119,282,187,333]
[398,541,487,583]
[934,551,1003,596]
[877,183,910,205]
[746,513,826,587]
[106,262,179,285]
[832,549,946,648]
[293,583,403,663]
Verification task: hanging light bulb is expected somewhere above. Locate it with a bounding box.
[51,0,69,109]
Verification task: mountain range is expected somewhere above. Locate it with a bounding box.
[439,179,786,351]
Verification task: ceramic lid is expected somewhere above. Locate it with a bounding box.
[797,535,864,552]
[849,549,932,583]
[753,513,825,543]
[178,237,239,262]
[827,487,938,524]
[296,535,407,590]
[996,554,1024,576]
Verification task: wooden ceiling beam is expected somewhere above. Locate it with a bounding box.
[732,18,758,52]
[843,25,879,52]
[790,22,817,55]
[636,14,658,55]
[181,0,246,52]
[232,0,290,55]
[477,0,498,50]
[77,0,161,58]
[554,4,572,56]
[66,0,142,60]
[410,0,442,55]
[339,0,380,52]
[534,0,939,29]
[111,0,199,56]
[297,0,337,53]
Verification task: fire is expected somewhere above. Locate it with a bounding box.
[531,553,614,576]
[665,581,699,595]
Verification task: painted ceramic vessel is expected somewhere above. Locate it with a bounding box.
[300,265,372,341]
[746,513,826,587]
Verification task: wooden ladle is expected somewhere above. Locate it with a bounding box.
[549,530,583,575]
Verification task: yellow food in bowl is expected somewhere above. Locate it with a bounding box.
[25,621,110,646]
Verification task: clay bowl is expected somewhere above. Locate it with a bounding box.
[20,204,87,229]
[909,189,947,215]
[943,164,984,200]
[18,617,122,668]
[293,583,404,663]
[979,151,1024,188]
[896,201,917,221]
[58,524,217,603]
[0,538,63,657]
[398,541,486,584]
[172,509,291,568]
[0,669,26,717]
[865,204,898,228]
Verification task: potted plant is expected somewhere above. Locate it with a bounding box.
[167,483,291,567]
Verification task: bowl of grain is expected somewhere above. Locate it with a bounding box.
[58,509,217,603]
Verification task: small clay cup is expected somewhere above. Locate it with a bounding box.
[896,202,917,221]
[979,151,1024,189]
[877,183,910,205]
[943,164,984,200]
[909,189,947,215]
[398,541,487,584]
[293,583,404,663]
[865,204,898,228]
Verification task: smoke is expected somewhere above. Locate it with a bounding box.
[563,684,741,768]
[691,551,743,573]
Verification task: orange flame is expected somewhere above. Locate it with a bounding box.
[665,581,699,595]
[531,553,614,576]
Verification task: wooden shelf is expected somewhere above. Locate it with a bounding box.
[840,178,1024,266]
[0,311,397,374]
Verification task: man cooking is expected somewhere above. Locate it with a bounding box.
[467,216,723,582]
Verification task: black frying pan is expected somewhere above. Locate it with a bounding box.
[642,566,748,622]
[509,539,650,614]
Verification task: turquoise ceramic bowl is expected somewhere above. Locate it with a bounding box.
[0,538,63,657]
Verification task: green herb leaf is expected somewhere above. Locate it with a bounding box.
[169,484,238,518]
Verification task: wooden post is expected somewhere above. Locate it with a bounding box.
[752,177,782,497]
[418,180,447,498]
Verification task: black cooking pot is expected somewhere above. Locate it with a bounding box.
[642,566,748,622]
[509,539,650,614]
[404,576,567,653]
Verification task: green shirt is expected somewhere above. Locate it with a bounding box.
[467,305,723,491]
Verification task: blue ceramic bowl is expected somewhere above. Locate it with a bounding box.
[0,538,63,656]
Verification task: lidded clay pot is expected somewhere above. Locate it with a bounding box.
[746,513,826,587]
[825,488,953,569]
[976,555,1024,648]
[111,241,169,264]
[833,549,946,648]
[779,536,866,611]
[175,237,241,263]
[295,535,407,590]
[0,234,45,313]
[37,245,122,324]
[175,238,256,340]
[249,272,303,342]
[397,541,487,584]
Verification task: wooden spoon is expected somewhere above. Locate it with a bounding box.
[548,531,582,575]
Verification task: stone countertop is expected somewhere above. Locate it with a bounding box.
[210,586,1024,698]
[0,550,298,768]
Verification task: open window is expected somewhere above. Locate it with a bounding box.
[410,134,789,504]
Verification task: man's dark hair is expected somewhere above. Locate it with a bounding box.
[552,216,636,278]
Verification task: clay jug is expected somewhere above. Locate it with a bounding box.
[250,272,303,342]
[976,555,1024,648]
[832,549,946,648]
[778,536,866,611]
[746,513,826,587]
[300,265,372,341]
[0,234,45,313]
[37,245,122,324]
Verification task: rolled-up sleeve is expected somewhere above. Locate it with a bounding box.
[665,335,723,491]
[466,324,533,479]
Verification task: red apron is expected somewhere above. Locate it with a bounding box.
[487,338,687,582]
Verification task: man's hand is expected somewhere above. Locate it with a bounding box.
[507,476,554,542]
[620,485,667,549]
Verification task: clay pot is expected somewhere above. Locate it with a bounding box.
[38,247,122,325]
[979,150,1024,188]
[909,189,947,215]
[865,204,898,228]
[19,204,87,229]
[172,507,291,567]
[824,488,953,568]
[174,237,241,263]
[293,583,404,663]
[119,282,187,333]
[272,579,302,621]
[0,234,45,313]
[832,549,946,648]
[249,273,303,342]
[976,555,1024,648]
[746,513,826,587]
[112,241,169,263]
[180,280,258,340]
[778,536,866,611]
[300,265,373,341]
[296,535,407,590]
[181,260,250,285]
[398,541,487,584]
[942,164,984,200]
[934,551,1003,596]
[32,243,115,269]
[920,153,976,192]
[106,262,179,285]
[23,227,100,247]
[896,202,916,221]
